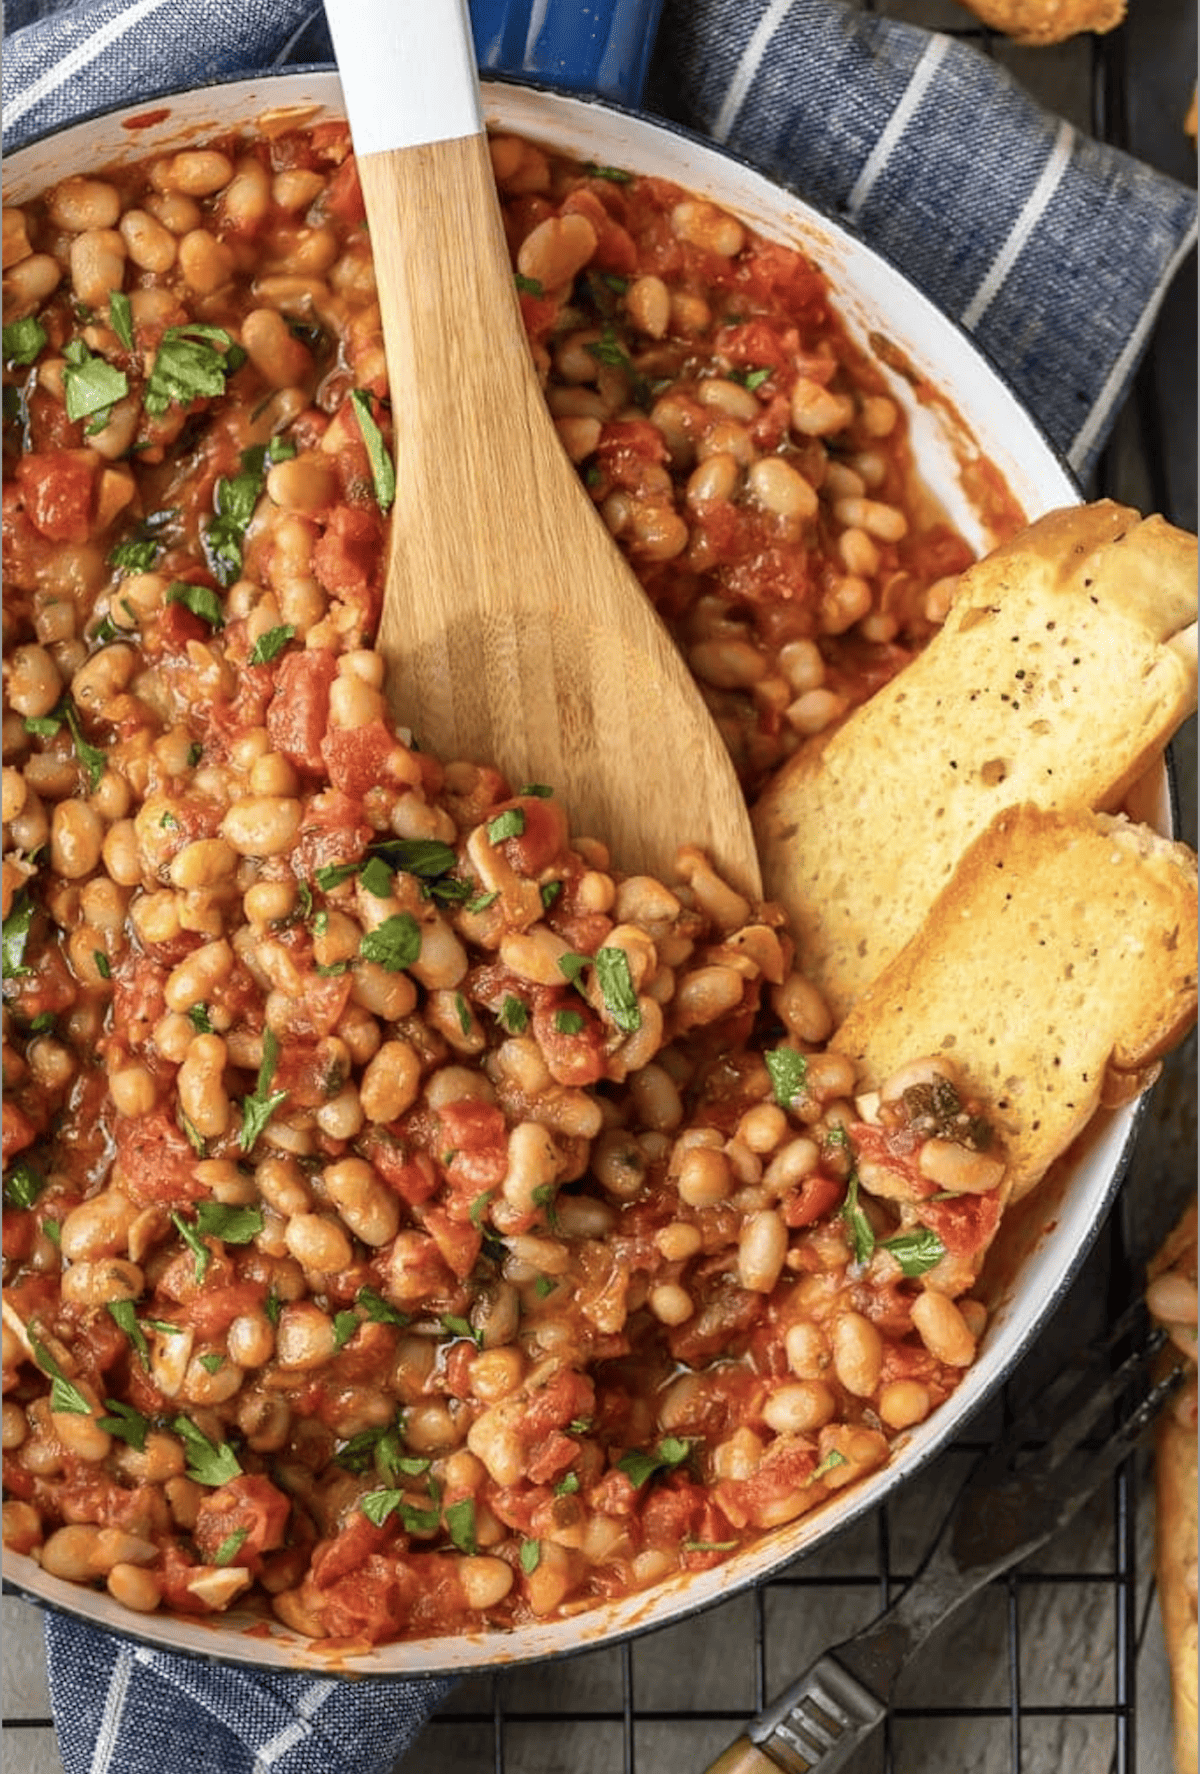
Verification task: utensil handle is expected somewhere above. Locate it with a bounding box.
[700,1738,784,1774]
[323,0,482,154]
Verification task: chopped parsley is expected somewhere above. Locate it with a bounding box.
[62,337,129,426]
[28,1334,91,1417]
[143,323,244,417]
[238,1027,288,1152]
[247,623,296,666]
[172,1414,243,1486]
[359,912,422,972]
[498,995,528,1034]
[194,1200,265,1245]
[98,1398,149,1451]
[106,1300,151,1369]
[841,1162,876,1266]
[444,1498,477,1556]
[594,945,641,1033]
[2,892,35,979]
[520,1538,541,1573]
[878,1226,947,1278]
[486,807,526,845]
[165,579,224,630]
[213,1528,250,1566]
[807,1447,849,1486]
[765,1045,808,1111]
[348,388,395,510]
[617,1437,694,1489]
[108,290,135,351]
[3,1158,45,1210]
[2,315,47,367]
[170,1209,213,1284]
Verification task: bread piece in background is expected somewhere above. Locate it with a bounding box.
[952,0,1124,44]
[754,501,1198,1026]
[831,804,1198,1205]
[1148,1203,1198,1774]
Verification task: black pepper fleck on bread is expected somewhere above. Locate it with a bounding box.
[830,804,1199,1203]
[753,500,1199,1026]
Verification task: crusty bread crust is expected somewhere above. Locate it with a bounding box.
[830,804,1198,1201]
[1150,1204,1198,1774]
[754,501,1199,1026]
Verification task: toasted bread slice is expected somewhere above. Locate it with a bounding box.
[831,804,1198,1203]
[1149,1205,1198,1774]
[754,501,1198,1024]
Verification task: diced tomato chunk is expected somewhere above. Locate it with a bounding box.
[267,648,338,775]
[320,719,406,797]
[15,450,98,542]
[193,1474,291,1566]
[113,1109,205,1208]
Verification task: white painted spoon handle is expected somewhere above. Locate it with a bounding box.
[323,0,482,155]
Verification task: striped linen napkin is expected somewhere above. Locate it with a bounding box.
[3,2,1196,1771]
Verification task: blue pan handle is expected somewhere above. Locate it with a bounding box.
[469,0,666,107]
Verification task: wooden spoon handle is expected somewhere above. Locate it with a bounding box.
[325,0,482,153]
[325,0,763,897]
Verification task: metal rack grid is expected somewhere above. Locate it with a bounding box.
[393,12,1198,1773]
[2,11,1193,1774]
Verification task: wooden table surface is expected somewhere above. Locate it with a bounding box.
[3,3,1195,1770]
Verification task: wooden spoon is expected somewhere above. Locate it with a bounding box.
[323,0,762,899]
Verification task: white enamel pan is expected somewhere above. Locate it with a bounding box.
[4,69,1162,1678]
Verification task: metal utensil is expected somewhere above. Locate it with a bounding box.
[702,1302,1184,1774]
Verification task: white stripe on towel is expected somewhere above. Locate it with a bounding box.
[712,0,795,143]
[254,1678,338,1769]
[1068,213,1200,473]
[88,1645,135,1774]
[845,34,949,220]
[4,0,177,128]
[961,117,1076,329]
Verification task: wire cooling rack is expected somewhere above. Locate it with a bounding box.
[394,11,1199,1774]
[2,12,1193,1774]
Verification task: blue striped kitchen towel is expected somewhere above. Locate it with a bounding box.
[3,2,1196,1772]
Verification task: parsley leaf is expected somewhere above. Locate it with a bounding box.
[239,1027,288,1151]
[170,1209,212,1285]
[359,912,422,972]
[98,1398,149,1451]
[165,580,224,630]
[213,1527,250,1566]
[186,1003,214,1034]
[486,807,525,845]
[172,1414,242,1486]
[3,315,47,367]
[108,291,135,351]
[807,1447,849,1485]
[143,323,243,416]
[594,945,641,1033]
[4,1158,45,1210]
[28,1335,91,1416]
[358,855,395,899]
[617,1437,695,1489]
[247,624,296,666]
[498,995,528,1034]
[109,536,161,573]
[445,1498,478,1556]
[555,1008,584,1035]
[62,338,129,424]
[194,1201,265,1245]
[2,892,36,979]
[841,1163,875,1266]
[879,1226,947,1278]
[106,1300,151,1369]
[349,389,395,511]
[355,1286,410,1327]
[514,273,544,296]
[765,1045,808,1110]
[520,1538,541,1573]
